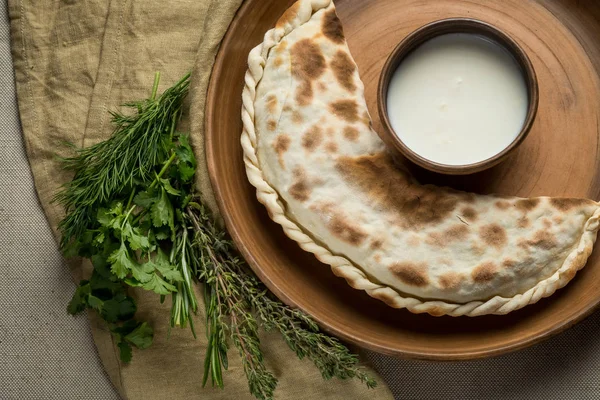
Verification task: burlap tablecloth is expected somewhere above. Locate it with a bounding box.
[2,0,600,399]
[4,0,394,398]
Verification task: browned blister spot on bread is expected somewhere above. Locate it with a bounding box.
[527,230,558,250]
[447,225,469,241]
[295,82,313,106]
[330,100,359,122]
[550,198,593,211]
[302,125,324,151]
[495,201,510,210]
[461,207,478,222]
[276,2,300,28]
[329,213,367,246]
[322,9,345,43]
[503,259,517,268]
[343,126,360,142]
[472,262,498,283]
[291,110,303,124]
[479,224,507,249]
[361,111,371,128]
[325,142,338,153]
[426,225,468,247]
[331,50,356,92]
[370,239,383,250]
[313,203,367,246]
[273,57,283,67]
[273,135,291,169]
[266,95,278,114]
[291,39,326,106]
[516,198,540,211]
[390,263,429,287]
[336,153,458,227]
[518,216,530,228]
[439,272,462,290]
[267,120,277,131]
[289,167,311,202]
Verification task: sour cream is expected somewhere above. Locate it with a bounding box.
[386,33,528,166]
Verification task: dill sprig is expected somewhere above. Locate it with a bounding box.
[55,72,190,248]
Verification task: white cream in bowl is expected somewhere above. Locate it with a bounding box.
[386,33,528,166]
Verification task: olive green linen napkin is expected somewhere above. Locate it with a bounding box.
[8,0,393,399]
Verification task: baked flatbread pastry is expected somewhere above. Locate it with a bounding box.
[241,0,600,316]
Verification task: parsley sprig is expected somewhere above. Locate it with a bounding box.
[57,73,375,399]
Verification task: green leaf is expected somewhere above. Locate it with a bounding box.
[94,231,105,245]
[130,261,155,283]
[91,254,112,279]
[97,208,112,227]
[134,190,158,208]
[150,189,173,229]
[102,295,137,323]
[178,163,195,182]
[124,322,154,349]
[122,223,150,251]
[124,277,143,287]
[154,230,169,240]
[67,281,91,315]
[108,242,135,279]
[142,274,177,295]
[157,266,184,282]
[150,249,184,282]
[87,295,104,311]
[160,178,181,196]
[90,270,122,294]
[118,341,133,363]
[154,248,171,266]
[139,216,152,232]
[81,230,94,246]
[109,202,124,216]
[175,134,196,166]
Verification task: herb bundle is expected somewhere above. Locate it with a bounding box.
[57,73,375,399]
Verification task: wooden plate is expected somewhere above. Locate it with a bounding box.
[206,0,600,359]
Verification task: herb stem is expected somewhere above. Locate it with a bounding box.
[170,112,178,142]
[125,189,136,210]
[149,152,177,190]
[151,72,161,101]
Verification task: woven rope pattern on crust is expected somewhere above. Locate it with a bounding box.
[240,0,600,316]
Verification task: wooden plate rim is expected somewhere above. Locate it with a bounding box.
[205,0,600,360]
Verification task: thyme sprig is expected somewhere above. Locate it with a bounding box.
[186,203,376,399]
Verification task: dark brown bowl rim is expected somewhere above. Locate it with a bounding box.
[377,18,539,175]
